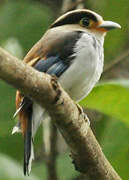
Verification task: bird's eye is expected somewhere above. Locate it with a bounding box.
[80,17,90,27]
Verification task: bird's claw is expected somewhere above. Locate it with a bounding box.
[76,103,90,127]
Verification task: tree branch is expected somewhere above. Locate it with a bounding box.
[43,116,59,180]
[103,48,129,73]
[61,0,85,14]
[46,122,58,180]
[0,48,121,180]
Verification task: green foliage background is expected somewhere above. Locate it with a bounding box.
[0,0,129,179]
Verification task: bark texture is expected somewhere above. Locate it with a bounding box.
[0,48,121,180]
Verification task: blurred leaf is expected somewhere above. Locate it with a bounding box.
[80,80,129,126]
[97,117,129,180]
[0,153,39,180]
[2,37,24,59]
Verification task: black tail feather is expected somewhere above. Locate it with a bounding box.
[24,107,34,176]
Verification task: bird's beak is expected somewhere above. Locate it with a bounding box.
[98,21,121,31]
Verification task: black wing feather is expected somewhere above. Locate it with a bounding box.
[34,56,59,72]
[24,101,33,176]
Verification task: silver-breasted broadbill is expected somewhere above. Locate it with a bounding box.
[12,9,121,175]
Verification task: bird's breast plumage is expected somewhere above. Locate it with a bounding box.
[59,32,104,101]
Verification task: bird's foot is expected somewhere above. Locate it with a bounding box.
[75,103,90,127]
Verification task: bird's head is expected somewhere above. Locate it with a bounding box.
[50,9,121,37]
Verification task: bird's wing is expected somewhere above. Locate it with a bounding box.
[14,55,71,133]
[14,30,82,134]
[13,30,82,175]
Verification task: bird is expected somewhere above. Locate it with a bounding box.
[12,9,121,175]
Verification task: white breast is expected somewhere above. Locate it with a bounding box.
[59,33,104,102]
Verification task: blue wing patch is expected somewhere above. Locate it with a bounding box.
[34,56,69,77]
[34,56,59,72]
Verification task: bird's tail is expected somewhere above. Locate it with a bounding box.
[12,99,44,175]
[24,117,34,176]
[24,103,44,175]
